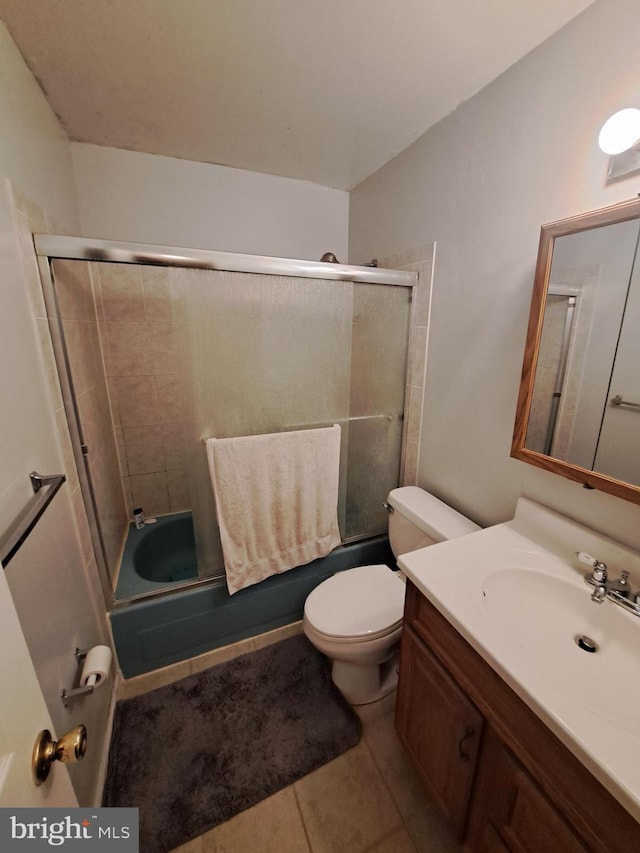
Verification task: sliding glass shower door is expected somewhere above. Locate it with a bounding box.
[46,246,413,592]
[173,268,411,579]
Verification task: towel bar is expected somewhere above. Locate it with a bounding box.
[201,415,397,443]
[611,395,640,410]
[283,414,396,431]
[0,472,66,567]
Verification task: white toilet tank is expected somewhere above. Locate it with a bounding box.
[387,486,480,557]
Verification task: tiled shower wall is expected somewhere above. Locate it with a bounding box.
[52,259,129,575]
[92,262,190,518]
[378,242,434,486]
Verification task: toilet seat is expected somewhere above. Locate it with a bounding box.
[303,564,405,641]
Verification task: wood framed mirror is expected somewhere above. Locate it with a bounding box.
[512,197,640,505]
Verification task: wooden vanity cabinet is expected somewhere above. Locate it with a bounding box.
[395,581,640,852]
[395,624,483,838]
[466,727,586,853]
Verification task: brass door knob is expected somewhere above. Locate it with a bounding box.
[32,725,87,785]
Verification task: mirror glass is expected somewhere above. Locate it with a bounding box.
[512,198,640,504]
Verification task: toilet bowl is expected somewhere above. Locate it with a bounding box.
[303,564,405,705]
[303,487,479,705]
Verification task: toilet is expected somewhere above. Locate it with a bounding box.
[303,486,480,705]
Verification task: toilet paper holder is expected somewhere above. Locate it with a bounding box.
[61,647,110,707]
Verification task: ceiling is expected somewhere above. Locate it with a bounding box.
[0,0,595,190]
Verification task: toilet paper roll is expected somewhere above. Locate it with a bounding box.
[80,645,112,689]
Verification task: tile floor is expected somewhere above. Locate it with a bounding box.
[113,624,460,853]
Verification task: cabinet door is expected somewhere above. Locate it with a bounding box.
[396,624,484,840]
[465,728,588,853]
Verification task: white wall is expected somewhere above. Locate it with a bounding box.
[0,21,110,805]
[349,0,640,549]
[71,143,349,261]
[0,23,78,529]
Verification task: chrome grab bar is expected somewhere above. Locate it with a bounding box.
[0,472,66,567]
[611,395,640,410]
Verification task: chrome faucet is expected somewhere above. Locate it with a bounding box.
[579,552,608,603]
[578,552,640,616]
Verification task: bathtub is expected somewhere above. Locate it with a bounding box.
[114,511,199,600]
[110,511,394,678]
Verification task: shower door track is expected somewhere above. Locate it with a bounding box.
[33,234,415,287]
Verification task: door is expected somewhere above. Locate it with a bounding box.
[0,568,77,806]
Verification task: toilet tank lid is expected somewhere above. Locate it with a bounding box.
[387,486,481,541]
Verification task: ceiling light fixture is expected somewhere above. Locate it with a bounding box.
[598,108,640,155]
[599,108,640,182]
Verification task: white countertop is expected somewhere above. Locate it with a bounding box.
[398,497,640,822]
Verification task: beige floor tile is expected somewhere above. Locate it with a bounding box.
[366,826,418,852]
[199,788,311,853]
[361,706,460,853]
[294,741,404,853]
[170,835,202,853]
[171,836,203,852]
[354,692,397,730]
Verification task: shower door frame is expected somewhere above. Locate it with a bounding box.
[34,234,419,609]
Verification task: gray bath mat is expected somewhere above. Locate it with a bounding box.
[103,634,361,852]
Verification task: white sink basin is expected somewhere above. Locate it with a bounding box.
[480,562,640,734]
[398,497,640,821]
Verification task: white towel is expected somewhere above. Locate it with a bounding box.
[206,425,341,594]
